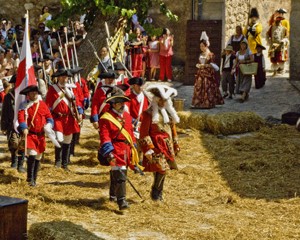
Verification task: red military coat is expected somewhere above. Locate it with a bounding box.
[139,109,178,173]
[90,86,110,122]
[80,77,90,99]
[75,82,84,108]
[99,109,136,167]
[45,84,80,135]
[127,91,149,121]
[18,100,53,153]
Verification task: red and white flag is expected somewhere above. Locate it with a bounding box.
[14,12,37,131]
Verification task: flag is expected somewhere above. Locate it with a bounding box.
[14,12,37,132]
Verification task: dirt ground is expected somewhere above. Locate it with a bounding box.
[0,117,300,240]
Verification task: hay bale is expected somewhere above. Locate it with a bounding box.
[29,221,101,240]
[177,111,207,130]
[205,112,265,135]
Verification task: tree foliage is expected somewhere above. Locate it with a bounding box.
[49,0,178,29]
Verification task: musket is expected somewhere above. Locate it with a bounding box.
[38,40,48,89]
[15,40,20,55]
[72,37,82,86]
[58,46,67,69]
[106,38,114,70]
[48,38,53,56]
[57,30,62,48]
[87,39,108,72]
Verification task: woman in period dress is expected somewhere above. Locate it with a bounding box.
[233,39,254,102]
[191,34,224,109]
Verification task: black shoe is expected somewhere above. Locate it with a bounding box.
[17,155,26,173]
[18,166,26,173]
[62,166,70,172]
[109,196,117,202]
[228,94,233,99]
[118,199,129,210]
[223,93,229,98]
[11,154,18,169]
[55,161,61,168]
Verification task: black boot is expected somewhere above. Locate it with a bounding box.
[17,154,26,173]
[54,146,62,168]
[113,169,129,210]
[11,152,17,168]
[32,160,40,186]
[61,143,71,171]
[26,156,35,186]
[151,172,166,201]
[109,170,117,202]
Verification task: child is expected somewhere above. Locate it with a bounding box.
[221,45,236,99]
[148,35,160,81]
[254,44,266,89]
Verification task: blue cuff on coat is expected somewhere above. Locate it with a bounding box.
[46,118,54,127]
[100,142,114,156]
[18,122,28,131]
[77,106,84,114]
[90,114,99,123]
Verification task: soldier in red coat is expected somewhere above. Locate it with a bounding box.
[90,71,117,130]
[139,85,180,201]
[114,62,130,95]
[45,69,83,170]
[18,85,54,186]
[69,67,87,158]
[98,94,140,210]
[127,77,149,139]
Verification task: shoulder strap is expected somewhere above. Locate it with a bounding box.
[100,112,144,170]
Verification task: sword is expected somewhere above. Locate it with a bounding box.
[117,168,143,200]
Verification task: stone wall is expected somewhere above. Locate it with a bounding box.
[0,0,61,26]
[290,0,300,81]
[225,0,291,45]
[148,0,195,65]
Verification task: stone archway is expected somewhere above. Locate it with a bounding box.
[290,0,300,81]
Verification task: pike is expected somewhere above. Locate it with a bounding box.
[87,39,108,72]
[105,22,114,70]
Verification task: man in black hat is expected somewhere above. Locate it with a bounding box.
[268,8,290,34]
[267,15,289,75]
[114,62,130,94]
[90,70,117,129]
[45,69,83,170]
[244,8,263,54]
[127,77,149,138]
[1,75,26,172]
[18,84,54,186]
[98,94,141,210]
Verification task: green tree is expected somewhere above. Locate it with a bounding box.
[52,0,178,29]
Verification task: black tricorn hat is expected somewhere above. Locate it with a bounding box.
[9,74,17,83]
[250,8,259,18]
[114,62,126,71]
[105,95,130,104]
[276,8,287,14]
[20,85,41,95]
[116,83,130,92]
[43,54,55,61]
[70,66,84,75]
[128,77,144,86]
[52,69,73,78]
[99,70,117,79]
